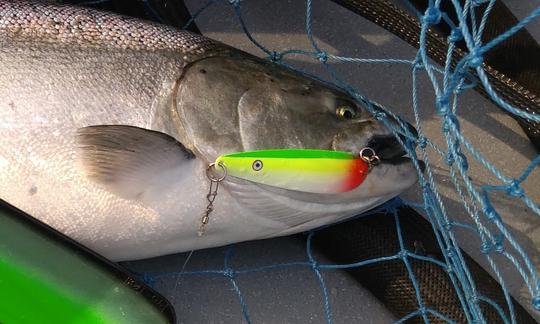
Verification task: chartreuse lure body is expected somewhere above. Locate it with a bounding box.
[215,149,370,194]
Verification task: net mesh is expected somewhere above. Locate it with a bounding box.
[75,0,540,322]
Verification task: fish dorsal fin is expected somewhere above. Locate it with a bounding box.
[76,125,196,201]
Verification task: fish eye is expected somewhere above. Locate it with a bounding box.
[336,105,357,120]
[252,160,263,171]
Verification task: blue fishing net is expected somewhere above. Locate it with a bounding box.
[78,0,540,322]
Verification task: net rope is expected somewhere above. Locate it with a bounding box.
[78,0,540,322]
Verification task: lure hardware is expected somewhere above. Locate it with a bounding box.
[359,147,381,169]
[198,162,227,236]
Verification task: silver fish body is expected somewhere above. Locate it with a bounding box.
[0,1,418,260]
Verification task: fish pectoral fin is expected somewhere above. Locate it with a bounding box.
[75,125,196,201]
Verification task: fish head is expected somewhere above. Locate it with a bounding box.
[175,55,419,219]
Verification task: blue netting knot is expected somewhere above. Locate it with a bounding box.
[444,115,460,132]
[495,242,504,254]
[506,179,525,198]
[454,84,466,95]
[533,296,540,310]
[480,242,491,254]
[423,7,442,25]
[455,72,478,94]
[311,261,319,270]
[317,51,328,63]
[445,152,455,166]
[446,248,455,259]
[443,222,453,231]
[228,0,240,6]
[468,49,484,68]
[449,28,463,42]
[397,250,407,260]
[374,110,386,121]
[468,294,478,303]
[457,152,469,171]
[223,269,235,278]
[269,51,282,62]
[443,117,458,134]
[418,136,428,149]
[484,207,500,222]
[412,58,424,69]
[494,235,505,254]
[422,184,432,199]
[436,96,449,116]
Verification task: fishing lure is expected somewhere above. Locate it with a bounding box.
[214,148,379,194]
[198,148,379,235]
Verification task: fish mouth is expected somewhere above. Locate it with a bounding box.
[366,134,426,172]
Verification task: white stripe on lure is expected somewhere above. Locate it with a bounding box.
[215,149,371,194]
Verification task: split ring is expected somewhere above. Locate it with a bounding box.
[359,147,376,160]
[206,162,227,182]
[359,147,380,167]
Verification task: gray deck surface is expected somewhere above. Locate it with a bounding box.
[126,1,540,323]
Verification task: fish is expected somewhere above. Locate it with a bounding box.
[0,0,419,261]
[214,149,371,194]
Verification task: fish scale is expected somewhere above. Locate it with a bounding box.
[0,0,229,60]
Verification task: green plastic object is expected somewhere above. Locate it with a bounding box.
[0,200,176,324]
